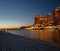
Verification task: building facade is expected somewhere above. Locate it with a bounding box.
[52,7,60,25]
[34,14,52,26]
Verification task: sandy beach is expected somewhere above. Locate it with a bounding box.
[0,31,60,51]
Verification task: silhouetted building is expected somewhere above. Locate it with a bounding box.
[52,7,60,25]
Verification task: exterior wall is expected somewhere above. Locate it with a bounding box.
[52,7,60,25]
[34,15,52,25]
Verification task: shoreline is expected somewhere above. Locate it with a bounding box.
[0,31,60,51]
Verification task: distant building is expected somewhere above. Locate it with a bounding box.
[34,7,60,26]
[52,7,60,25]
[34,14,52,26]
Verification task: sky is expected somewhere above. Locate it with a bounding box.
[0,0,60,28]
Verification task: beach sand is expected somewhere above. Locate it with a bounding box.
[0,31,60,51]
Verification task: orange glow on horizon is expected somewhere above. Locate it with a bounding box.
[0,25,21,28]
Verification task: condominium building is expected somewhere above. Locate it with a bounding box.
[52,7,60,25]
[34,14,52,26]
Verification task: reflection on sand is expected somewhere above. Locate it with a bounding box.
[28,28,60,45]
[6,28,60,45]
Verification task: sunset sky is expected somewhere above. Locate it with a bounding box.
[0,0,60,28]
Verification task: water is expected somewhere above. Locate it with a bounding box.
[1,30,60,51]
[6,29,60,44]
[6,29,33,38]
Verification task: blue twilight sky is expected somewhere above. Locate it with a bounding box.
[0,0,60,28]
